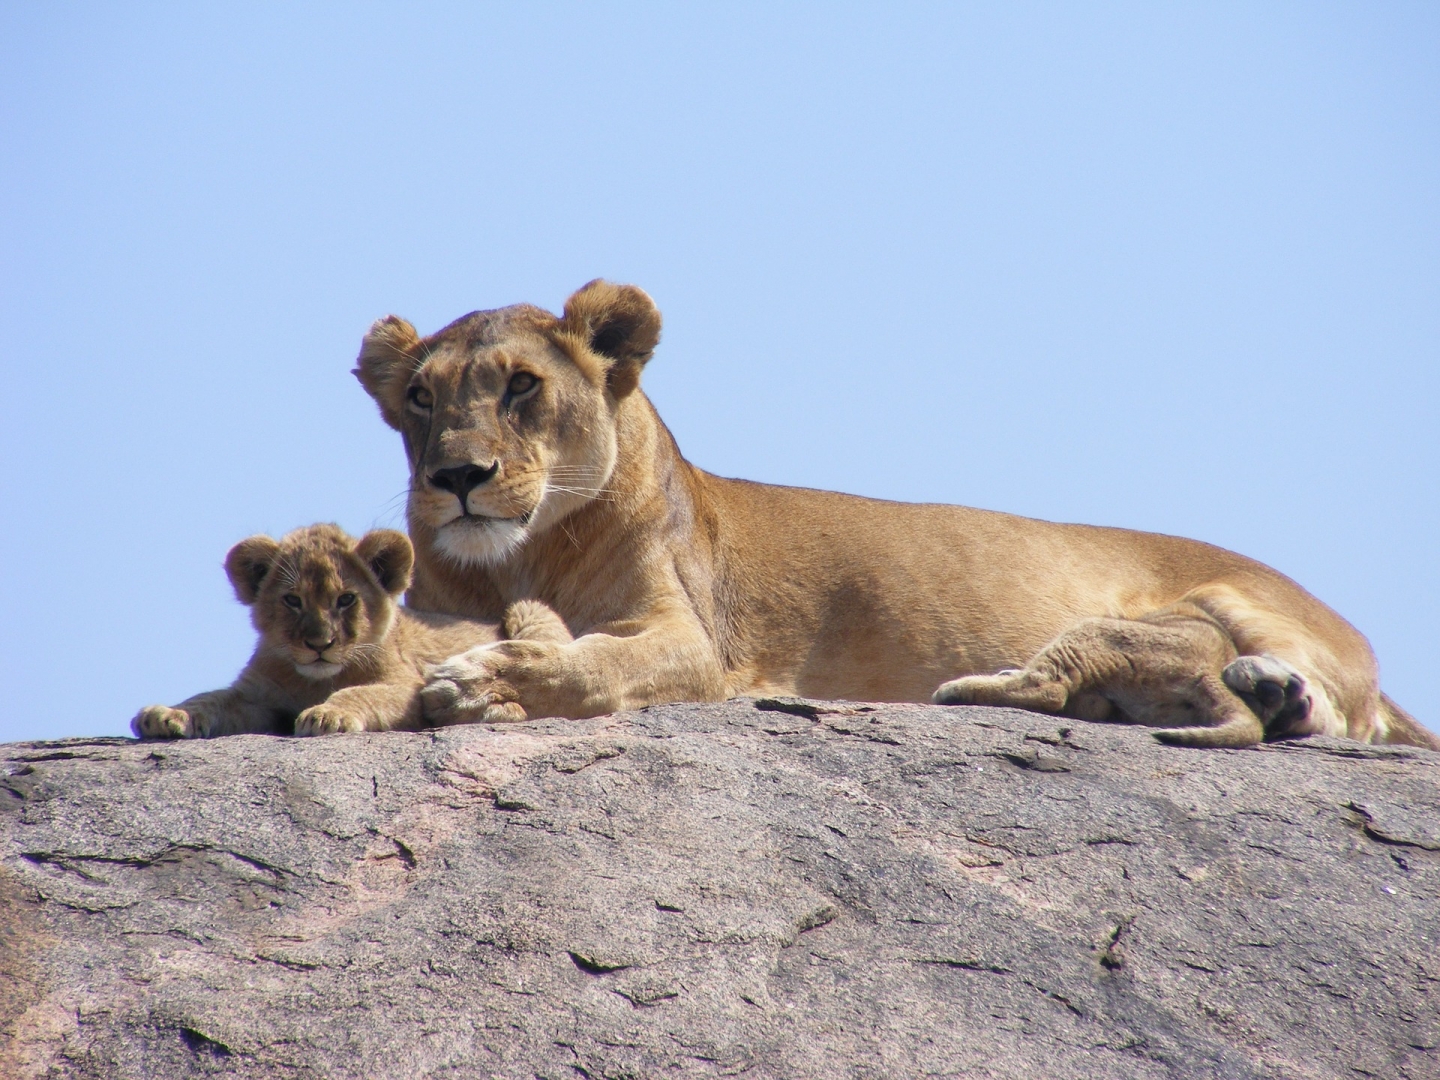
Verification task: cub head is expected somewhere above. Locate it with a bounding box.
[224,524,414,680]
[353,279,662,566]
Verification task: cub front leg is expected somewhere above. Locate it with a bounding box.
[131,686,282,739]
[294,681,424,736]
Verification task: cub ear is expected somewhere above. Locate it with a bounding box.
[354,529,414,597]
[353,316,422,430]
[224,536,282,606]
[557,280,662,399]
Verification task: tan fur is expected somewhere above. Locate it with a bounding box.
[353,280,1437,750]
[131,525,572,739]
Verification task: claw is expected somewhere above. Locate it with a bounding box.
[419,679,465,724]
[131,706,193,740]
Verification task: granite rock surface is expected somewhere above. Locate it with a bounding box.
[1,700,1437,1079]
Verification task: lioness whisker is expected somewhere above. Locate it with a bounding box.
[546,486,616,502]
[538,475,610,489]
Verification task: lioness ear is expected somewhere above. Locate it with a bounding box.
[353,316,422,430]
[354,529,414,597]
[224,536,282,606]
[557,280,662,399]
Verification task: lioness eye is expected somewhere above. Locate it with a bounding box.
[336,592,357,609]
[282,595,303,611]
[407,385,433,410]
[506,372,538,398]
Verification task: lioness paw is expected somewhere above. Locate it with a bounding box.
[480,700,529,723]
[932,672,1068,713]
[131,705,194,740]
[421,634,572,725]
[418,675,465,722]
[294,704,366,736]
[503,599,573,645]
[419,675,528,726]
[1223,654,1314,735]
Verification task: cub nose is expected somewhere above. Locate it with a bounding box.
[429,463,499,502]
[305,639,336,653]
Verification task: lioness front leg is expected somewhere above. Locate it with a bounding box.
[131,686,282,740]
[422,618,724,726]
[294,681,424,736]
[934,611,1266,747]
[932,668,1073,716]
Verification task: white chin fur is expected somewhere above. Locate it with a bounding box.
[434,517,531,566]
[295,661,344,681]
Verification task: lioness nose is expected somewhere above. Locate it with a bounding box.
[429,463,499,502]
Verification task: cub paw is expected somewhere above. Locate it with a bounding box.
[131,706,194,740]
[294,704,366,736]
[1222,654,1313,735]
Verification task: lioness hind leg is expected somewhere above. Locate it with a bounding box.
[933,618,1151,718]
[1149,673,1264,748]
[935,611,1268,746]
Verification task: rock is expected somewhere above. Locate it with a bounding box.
[1,699,1437,1079]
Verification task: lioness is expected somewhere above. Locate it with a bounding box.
[353,280,1435,750]
[131,524,570,739]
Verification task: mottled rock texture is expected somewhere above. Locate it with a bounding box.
[1,700,1437,1079]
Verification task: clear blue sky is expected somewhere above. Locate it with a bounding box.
[2,4,1436,743]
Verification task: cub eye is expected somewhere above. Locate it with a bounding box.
[505,372,538,399]
[336,592,357,609]
[282,595,303,611]
[407,385,434,410]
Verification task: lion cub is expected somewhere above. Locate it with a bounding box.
[131,524,571,739]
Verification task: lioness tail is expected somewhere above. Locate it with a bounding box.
[1378,693,1440,750]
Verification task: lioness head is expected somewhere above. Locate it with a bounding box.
[225,524,414,680]
[353,280,661,566]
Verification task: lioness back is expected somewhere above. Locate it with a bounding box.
[700,476,1367,704]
